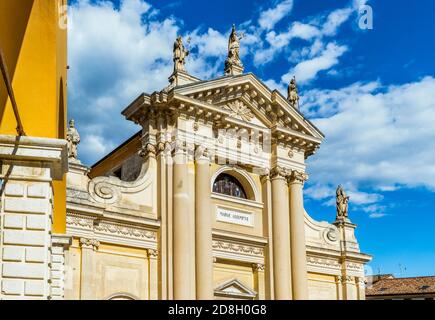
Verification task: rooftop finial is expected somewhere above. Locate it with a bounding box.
[224,24,244,75]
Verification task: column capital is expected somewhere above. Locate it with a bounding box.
[269,166,290,180]
[287,170,309,185]
[140,143,157,158]
[194,145,210,162]
[79,237,100,250]
[252,263,265,272]
[148,248,159,259]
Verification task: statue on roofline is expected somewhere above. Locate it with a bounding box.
[67,119,80,161]
[287,76,299,109]
[173,35,189,72]
[225,24,244,75]
[336,185,350,220]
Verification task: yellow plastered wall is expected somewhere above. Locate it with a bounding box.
[0,0,68,233]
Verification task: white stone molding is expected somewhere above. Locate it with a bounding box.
[66,211,158,250]
[304,210,341,250]
[212,239,264,264]
[306,255,341,275]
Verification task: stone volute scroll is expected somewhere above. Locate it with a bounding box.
[287,76,300,110]
[336,185,350,221]
[224,24,244,75]
[67,119,80,162]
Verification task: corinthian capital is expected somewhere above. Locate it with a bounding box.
[269,166,290,180]
[288,170,309,184]
[79,237,100,250]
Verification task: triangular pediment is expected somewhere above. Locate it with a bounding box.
[214,278,257,298]
[172,73,324,141]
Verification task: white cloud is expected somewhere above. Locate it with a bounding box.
[68,0,232,164]
[258,0,294,31]
[282,42,348,84]
[322,8,352,36]
[302,77,435,216]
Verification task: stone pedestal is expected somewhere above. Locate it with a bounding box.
[0,135,67,300]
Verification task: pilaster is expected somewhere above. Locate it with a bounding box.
[0,135,67,300]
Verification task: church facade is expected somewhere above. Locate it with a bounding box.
[0,22,371,300]
[62,28,371,300]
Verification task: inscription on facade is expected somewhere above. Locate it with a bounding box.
[216,207,253,227]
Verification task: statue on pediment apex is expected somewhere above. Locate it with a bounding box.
[287,76,299,109]
[225,24,244,75]
[173,35,189,72]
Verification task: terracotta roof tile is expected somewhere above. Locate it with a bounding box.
[366,276,435,296]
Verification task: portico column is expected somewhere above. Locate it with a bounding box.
[288,171,309,300]
[172,142,193,299]
[195,147,214,299]
[270,167,292,299]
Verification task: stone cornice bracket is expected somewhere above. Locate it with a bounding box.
[252,263,265,272]
[287,170,309,185]
[79,237,100,250]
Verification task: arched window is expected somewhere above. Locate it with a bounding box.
[213,173,247,199]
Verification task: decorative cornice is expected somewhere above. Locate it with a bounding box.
[95,221,157,241]
[307,256,340,270]
[212,240,264,258]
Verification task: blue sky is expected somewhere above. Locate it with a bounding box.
[67,0,435,277]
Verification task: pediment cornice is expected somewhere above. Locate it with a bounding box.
[121,73,323,156]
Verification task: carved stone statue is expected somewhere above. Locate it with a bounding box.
[173,35,189,72]
[225,24,244,75]
[67,119,80,161]
[336,185,349,220]
[287,76,299,109]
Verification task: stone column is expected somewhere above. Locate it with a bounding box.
[195,147,214,300]
[288,171,309,300]
[172,142,193,299]
[270,167,292,299]
[0,135,67,300]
